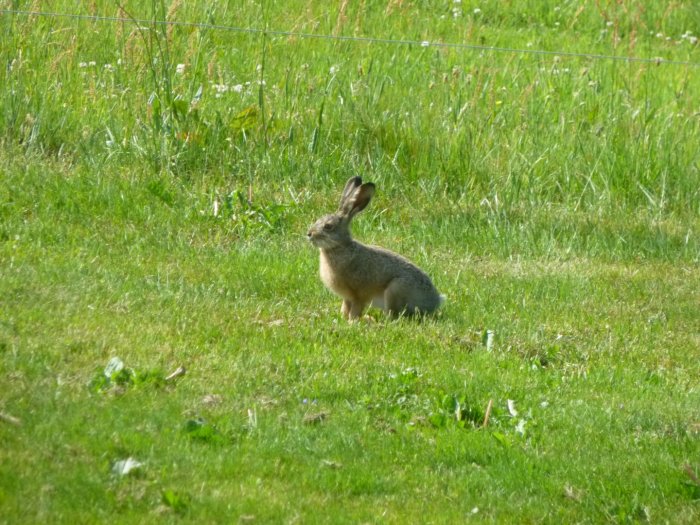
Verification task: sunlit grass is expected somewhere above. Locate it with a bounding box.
[1,1,699,523]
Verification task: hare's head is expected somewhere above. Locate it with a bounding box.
[307,176,375,249]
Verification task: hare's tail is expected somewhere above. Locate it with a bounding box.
[438,294,447,307]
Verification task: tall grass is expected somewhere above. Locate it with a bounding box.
[2,2,698,211]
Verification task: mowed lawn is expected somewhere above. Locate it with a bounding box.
[1,1,699,523]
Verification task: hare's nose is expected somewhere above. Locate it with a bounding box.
[306,229,313,238]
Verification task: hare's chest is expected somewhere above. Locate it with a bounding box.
[319,251,352,298]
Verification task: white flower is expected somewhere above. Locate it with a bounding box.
[329,65,339,75]
[232,84,244,93]
[176,63,185,74]
[112,457,143,477]
[473,8,482,15]
[507,399,518,417]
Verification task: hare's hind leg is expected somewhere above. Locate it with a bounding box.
[384,279,417,318]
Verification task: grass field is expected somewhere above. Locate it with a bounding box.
[1,1,699,523]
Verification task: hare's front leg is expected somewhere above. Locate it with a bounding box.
[341,299,365,321]
[341,299,352,319]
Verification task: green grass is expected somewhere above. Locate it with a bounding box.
[1,1,699,523]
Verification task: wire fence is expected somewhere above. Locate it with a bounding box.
[2,8,699,68]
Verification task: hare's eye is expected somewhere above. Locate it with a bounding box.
[323,223,334,231]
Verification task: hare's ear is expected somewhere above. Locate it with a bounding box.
[345,183,375,218]
[339,176,363,211]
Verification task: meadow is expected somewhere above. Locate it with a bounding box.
[1,1,699,522]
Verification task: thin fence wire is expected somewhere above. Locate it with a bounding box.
[2,8,699,68]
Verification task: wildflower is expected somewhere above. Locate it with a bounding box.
[473,8,482,15]
[175,63,185,74]
[680,30,696,44]
[232,84,244,93]
[329,65,339,75]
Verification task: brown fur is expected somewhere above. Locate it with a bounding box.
[308,177,444,320]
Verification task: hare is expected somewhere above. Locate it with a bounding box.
[307,176,444,320]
